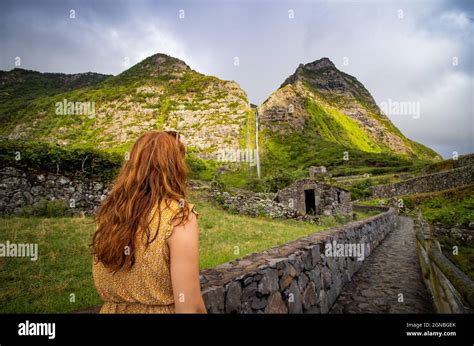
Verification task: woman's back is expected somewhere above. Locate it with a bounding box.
[92,199,198,313]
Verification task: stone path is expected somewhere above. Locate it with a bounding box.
[330,216,434,313]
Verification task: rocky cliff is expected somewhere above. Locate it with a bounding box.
[258,58,440,164]
[1,54,254,156]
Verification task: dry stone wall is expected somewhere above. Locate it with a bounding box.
[454,153,474,168]
[0,166,109,214]
[370,164,474,198]
[200,208,398,313]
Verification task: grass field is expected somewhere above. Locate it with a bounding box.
[0,191,378,313]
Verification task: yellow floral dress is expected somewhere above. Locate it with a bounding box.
[92,200,198,313]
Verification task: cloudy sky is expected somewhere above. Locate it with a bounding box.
[0,0,472,158]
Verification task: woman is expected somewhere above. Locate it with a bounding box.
[91,131,207,314]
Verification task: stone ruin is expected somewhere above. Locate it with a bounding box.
[277,178,352,217]
[309,166,328,179]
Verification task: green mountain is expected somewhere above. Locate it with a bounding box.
[258,58,441,175]
[0,54,440,180]
[0,68,111,125]
[0,54,254,155]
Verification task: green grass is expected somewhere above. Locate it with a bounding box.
[307,100,381,153]
[395,186,473,227]
[0,190,378,313]
[0,217,98,313]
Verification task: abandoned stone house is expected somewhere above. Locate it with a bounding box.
[309,165,328,179]
[277,178,352,216]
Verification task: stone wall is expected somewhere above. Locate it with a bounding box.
[332,173,371,181]
[454,153,474,168]
[210,188,322,223]
[0,166,109,214]
[277,178,352,216]
[200,208,397,313]
[370,164,474,198]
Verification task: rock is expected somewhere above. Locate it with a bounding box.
[58,177,70,185]
[327,256,339,277]
[308,267,322,293]
[288,254,305,273]
[279,263,297,290]
[23,191,33,204]
[321,266,332,289]
[297,272,309,292]
[305,306,321,313]
[251,295,267,310]
[265,292,288,313]
[327,285,338,306]
[258,268,279,295]
[360,289,378,298]
[241,282,258,302]
[302,282,318,310]
[333,274,343,295]
[266,257,287,269]
[225,281,242,313]
[12,191,25,206]
[202,286,225,313]
[243,276,254,286]
[93,183,103,191]
[286,280,303,313]
[31,186,44,196]
[301,251,312,270]
[318,290,329,314]
[341,269,351,285]
[311,244,321,266]
[199,275,208,284]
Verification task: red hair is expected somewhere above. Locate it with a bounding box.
[91,131,189,272]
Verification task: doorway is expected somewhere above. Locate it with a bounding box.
[304,189,316,214]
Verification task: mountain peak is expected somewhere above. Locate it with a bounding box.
[299,57,335,72]
[281,57,340,89]
[137,53,190,74]
[112,53,191,82]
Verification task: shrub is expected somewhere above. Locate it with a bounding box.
[226,205,239,215]
[0,140,123,182]
[263,169,296,192]
[210,173,226,191]
[20,199,73,217]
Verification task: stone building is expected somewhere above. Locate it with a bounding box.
[277,178,352,216]
[309,166,328,179]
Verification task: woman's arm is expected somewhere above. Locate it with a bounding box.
[167,211,207,313]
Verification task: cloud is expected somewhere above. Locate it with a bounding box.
[0,0,472,158]
[299,1,473,158]
[440,10,470,29]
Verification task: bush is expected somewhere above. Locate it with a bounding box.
[186,154,207,178]
[210,173,226,191]
[348,187,371,200]
[20,199,73,217]
[226,205,239,215]
[0,140,123,182]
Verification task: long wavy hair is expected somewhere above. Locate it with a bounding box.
[91,131,190,272]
